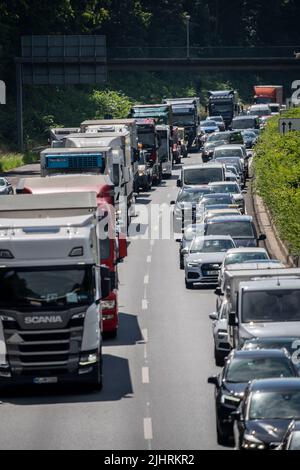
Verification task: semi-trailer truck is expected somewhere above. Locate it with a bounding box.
[253,85,283,106]
[208,90,240,128]
[17,174,126,337]
[0,192,111,389]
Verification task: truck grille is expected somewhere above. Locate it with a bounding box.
[3,316,84,375]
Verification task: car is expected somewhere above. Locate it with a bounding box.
[171,185,213,232]
[232,378,300,450]
[218,247,270,286]
[242,337,300,369]
[241,129,258,149]
[0,177,13,195]
[208,350,299,446]
[204,215,266,248]
[208,182,246,213]
[248,104,272,118]
[278,420,300,450]
[202,131,244,162]
[176,223,205,269]
[200,120,220,134]
[207,116,226,131]
[177,163,226,188]
[231,115,260,131]
[209,299,231,366]
[184,235,236,288]
[213,154,245,186]
[225,165,242,185]
[198,193,236,212]
[203,208,242,224]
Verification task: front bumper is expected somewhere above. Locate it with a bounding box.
[185,264,221,284]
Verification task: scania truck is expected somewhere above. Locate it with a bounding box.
[0,193,111,389]
[17,175,126,337]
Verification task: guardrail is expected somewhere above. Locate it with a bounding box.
[108,46,300,59]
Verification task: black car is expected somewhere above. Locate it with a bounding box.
[241,129,258,149]
[208,349,299,446]
[242,337,300,371]
[232,378,300,450]
[278,420,300,450]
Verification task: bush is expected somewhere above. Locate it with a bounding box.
[0,152,38,172]
[254,109,300,255]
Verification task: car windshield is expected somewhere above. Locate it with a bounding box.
[210,184,240,194]
[214,149,243,158]
[138,131,155,147]
[183,168,223,185]
[242,290,300,323]
[201,195,233,206]
[289,432,300,449]
[226,357,295,384]
[233,119,257,130]
[177,188,211,203]
[207,133,229,142]
[0,267,94,309]
[224,252,268,266]
[201,121,217,127]
[0,179,6,186]
[207,221,254,238]
[249,391,300,420]
[243,338,300,356]
[190,238,234,254]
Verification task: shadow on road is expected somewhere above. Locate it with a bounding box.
[103,312,143,347]
[0,353,134,405]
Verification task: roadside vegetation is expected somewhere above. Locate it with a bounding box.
[0,151,38,172]
[254,109,300,256]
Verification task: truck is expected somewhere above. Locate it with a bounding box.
[253,85,283,107]
[41,132,134,229]
[0,192,112,389]
[163,98,201,151]
[217,266,300,349]
[208,90,240,128]
[136,118,162,185]
[130,103,173,127]
[16,174,127,337]
[156,124,173,178]
[50,128,80,147]
[79,119,140,191]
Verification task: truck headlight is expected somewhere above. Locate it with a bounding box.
[101,300,116,310]
[79,353,98,366]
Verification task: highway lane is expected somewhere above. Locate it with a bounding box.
[0,153,223,450]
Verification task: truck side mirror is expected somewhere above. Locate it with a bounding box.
[207,375,219,386]
[177,179,182,188]
[228,312,238,326]
[100,265,111,299]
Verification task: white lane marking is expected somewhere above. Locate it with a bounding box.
[146,255,152,263]
[142,328,148,343]
[144,274,149,285]
[142,367,150,384]
[150,239,155,247]
[142,299,148,310]
[144,344,148,360]
[143,418,153,440]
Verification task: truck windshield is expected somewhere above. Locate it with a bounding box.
[0,267,94,309]
[173,114,195,126]
[242,289,300,323]
[184,168,223,185]
[138,131,155,148]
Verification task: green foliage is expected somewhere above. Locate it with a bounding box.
[254,110,300,255]
[0,152,38,172]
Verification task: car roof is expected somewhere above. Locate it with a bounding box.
[193,235,234,241]
[225,247,267,254]
[231,349,290,360]
[202,193,233,199]
[205,209,241,216]
[233,115,258,121]
[181,185,210,191]
[183,163,224,170]
[214,145,244,151]
[209,181,239,186]
[206,215,253,223]
[249,378,300,392]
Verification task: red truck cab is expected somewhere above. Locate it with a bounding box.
[16,174,127,337]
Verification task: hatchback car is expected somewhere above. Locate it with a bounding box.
[184,235,235,288]
[209,351,299,446]
[232,378,300,450]
[208,349,300,444]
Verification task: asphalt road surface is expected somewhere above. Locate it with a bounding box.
[0,154,234,450]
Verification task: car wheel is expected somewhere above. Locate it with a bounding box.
[180,256,184,270]
[185,280,193,289]
[214,347,225,367]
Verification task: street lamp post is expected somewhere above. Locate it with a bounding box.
[186,15,191,59]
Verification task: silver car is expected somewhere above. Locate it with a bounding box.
[209,299,231,366]
[184,235,236,288]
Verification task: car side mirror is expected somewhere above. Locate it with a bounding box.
[207,375,219,386]
[170,201,176,205]
[258,234,266,241]
[177,179,182,188]
[209,312,218,321]
[214,287,224,296]
[228,312,238,326]
[175,238,181,243]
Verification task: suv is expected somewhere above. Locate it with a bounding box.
[177,163,226,188]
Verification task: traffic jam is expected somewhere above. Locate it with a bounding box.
[0,84,300,451]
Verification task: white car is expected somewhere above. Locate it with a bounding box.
[184,235,236,288]
[209,299,231,366]
[218,247,270,288]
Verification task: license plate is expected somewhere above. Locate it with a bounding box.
[206,270,218,276]
[33,377,58,385]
